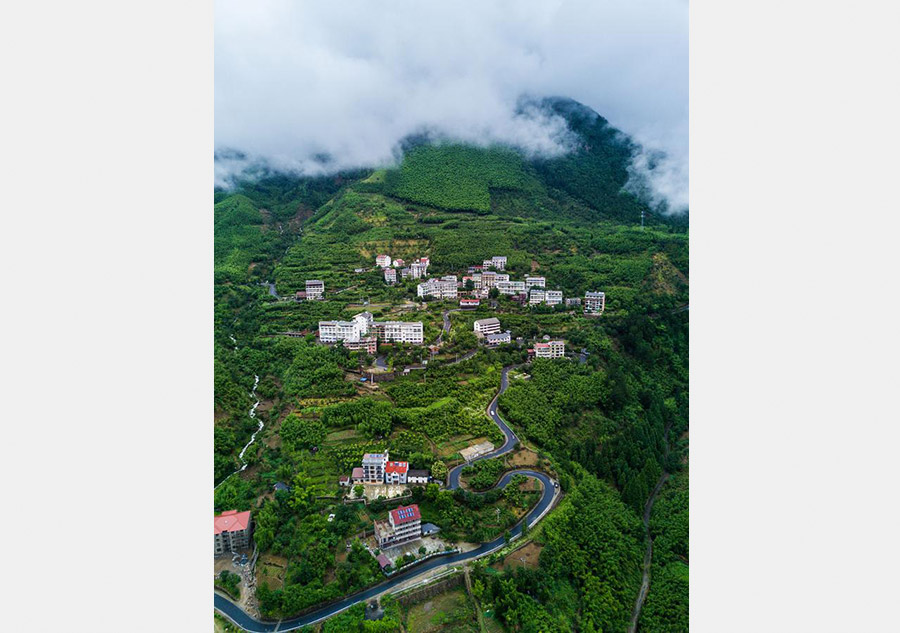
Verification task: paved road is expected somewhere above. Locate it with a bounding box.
[215,364,557,632]
[433,309,461,346]
[261,282,279,299]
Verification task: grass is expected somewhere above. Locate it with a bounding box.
[405,588,479,633]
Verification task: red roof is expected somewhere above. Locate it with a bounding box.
[214,510,251,535]
[534,343,550,349]
[385,461,409,474]
[390,504,421,525]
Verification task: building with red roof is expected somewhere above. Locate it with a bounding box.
[214,510,252,555]
[384,461,409,485]
[374,504,422,549]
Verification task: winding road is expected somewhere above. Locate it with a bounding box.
[215,364,559,632]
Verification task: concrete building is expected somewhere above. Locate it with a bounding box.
[384,268,397,285]
[384,461,409,485]
[565,297,582,307]
[373,321,424,345]
[483,256,507,271]
[400,267,412,279]
[525,276,546,288]
[496,280,527,295]
[474,317,502,336]
[214,510,252,555]
[545,290,563,306]
[351,467,365,484]
[485,331,511,346]
[362,452,389,483]
[376,254,392,268]
[533,340,565,359]
[319,312,373,344]
[343,336,377,354]
[459,298,480,309]
[480,271,498,288]
[295,291,307,301]
[417,277,457,300]
[305,280,325,300]
[407,470,429,484]
[584,291,606,315]
[374,504,422,550]
[408,258,429,279]
[529,289,545,305]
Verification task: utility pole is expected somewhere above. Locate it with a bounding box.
[640,208,645,230]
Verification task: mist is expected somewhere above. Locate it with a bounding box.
[215,0,688,212]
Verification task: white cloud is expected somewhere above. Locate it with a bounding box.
[215,0,688,211]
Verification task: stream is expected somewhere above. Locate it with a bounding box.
[215,373,262,490]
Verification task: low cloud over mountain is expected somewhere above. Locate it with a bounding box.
[216,0,688,211]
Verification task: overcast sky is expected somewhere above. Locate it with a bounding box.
[215,0,688,211]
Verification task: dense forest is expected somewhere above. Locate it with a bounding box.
[213,97,688,631]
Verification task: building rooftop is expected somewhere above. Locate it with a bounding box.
[351,467,364,479]
[390,504,421,525]
[408,469,429,478]
[376,553,391,568]
[475,317,500,326]
[385,461,409,474]
[214,510,251,535]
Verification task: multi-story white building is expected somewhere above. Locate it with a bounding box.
[408,258,429,279]
[417,277,458,300]
[305,280,325,300]
[529,289,546,305]
[384,461,409,485]
[362,452,389,483]
[565,297,582,307]
[545,290,563,306]
[533,340,565,359]
[459,298,480,309]
[483,256,507,271]
[318,312,373,343]
[384,268,397,285]
[407,470,429,484]
[214,510,252,555]
[496,280,526,295]
[400,267,412,279]
[525,276,546,288]
[485,331,511,346]
[343,336,377,354]
[474,317,502,336]
[584,291,606,315]
[374,504,422,550]
[373,321,424,345]
[376,254,392,268]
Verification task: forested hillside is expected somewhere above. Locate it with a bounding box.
[213,98,688,631]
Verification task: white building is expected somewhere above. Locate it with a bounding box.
[480,271,498,288]
[584,291,606,315]
[384,461,409,485]
[376,254,392,268]
[373,321,424,344]
[496,280,526,295]
[319,312,373,343]
[483,256,507,271]
[525,276,546,288]
[362,452,389,483]
[305,280,324,300]
[545,290,563,306]
[384,268,397,285]
[417,277,458,300]
[214,510,252,555]
[474,317,501,336]
[407,470,429,484]
[529,289,545,305]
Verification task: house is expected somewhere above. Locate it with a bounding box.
[407,469,429,484]
[393,259,405,268]
[459,298,480,309]
[385,461,409,485]
[496,280,526,295]
[351,467,365,484]
[372,321,424,345]
[339,476,351,487]
[305,280,325,300]
[474,317,501,337]
[384,268,397,285]
[376,254,392,268]
[534,340,565,359]
[362,452,389,483]
[376,553,392,570]
[485,331,511,346]
[525,276,545,288]
[374,504,422,549]
[295,290,307,301]
[565,297,582,307]
[273,482,290,493]
[399,267,411,279]
[584,291,606,315]
[214,510,252,555]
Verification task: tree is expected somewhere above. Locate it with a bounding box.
[431,460,448,482]
[354,484,365,498]
[418,546,427,556]
[489,287,500,299]
[281,414,326,452]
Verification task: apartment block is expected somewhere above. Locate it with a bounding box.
[525,276,546,288]
[496,280,526,295]
[305,280,324,300]
[474,317,502,336]
[545,290,563,306]
[480,271,497,288]
[373,321,424,345]
[483,256,507,271]
[376,254,392,268]
[214,510,252,555]
[374,504,422,550]
[343,336,377,354]
[584,291,606,315]
[417,277,457,300]
[565,297,582,306]
[318,312,373,343]
[533,340,565,359]
[384,268,397,285]
[485,331,511,346]
[529,289,546,305]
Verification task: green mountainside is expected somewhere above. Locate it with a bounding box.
[213,98,688,631]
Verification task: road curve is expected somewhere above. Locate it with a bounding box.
[216,365,557,632]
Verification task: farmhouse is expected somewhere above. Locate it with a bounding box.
[384,461,409,485]
[374,504,422,550]
[214,510,252,555]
